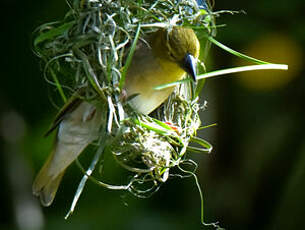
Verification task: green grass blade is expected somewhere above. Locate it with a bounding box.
[194,78,206,98]
[154,64,288,90]
[34,21,74,47]
[133,118,170,136]
[196,64,288,80]
[119,24,141,89]
[198,123,217,130]
[207,36,270,64]
[151,118,177,131]
[73,48,106,100]
[190,136,213,153]
[49,68,67,103]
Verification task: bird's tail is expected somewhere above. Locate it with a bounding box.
[32,102,103,206]
[32,149,65,207]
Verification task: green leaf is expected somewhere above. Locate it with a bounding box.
[34,21,74,47]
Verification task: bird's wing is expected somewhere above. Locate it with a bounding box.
[33,101,103,206]
[44,89,86,137]
[48,101,102,179]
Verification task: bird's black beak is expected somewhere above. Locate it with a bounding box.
[183,53,197,82]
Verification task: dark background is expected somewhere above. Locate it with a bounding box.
[1,0,304,229]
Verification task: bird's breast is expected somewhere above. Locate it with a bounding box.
[124,53,185,114]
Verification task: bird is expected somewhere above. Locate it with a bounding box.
[32,26,200,206]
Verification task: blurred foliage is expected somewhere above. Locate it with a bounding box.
[235,33,302,90]
[0,0,305,230]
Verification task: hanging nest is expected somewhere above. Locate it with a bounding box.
[33,0,215,211]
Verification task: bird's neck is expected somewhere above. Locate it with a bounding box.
[150,29,169,60]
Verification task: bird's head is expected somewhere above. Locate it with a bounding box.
[152,26,200,81]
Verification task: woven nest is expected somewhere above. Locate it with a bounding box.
[34,0,215,205]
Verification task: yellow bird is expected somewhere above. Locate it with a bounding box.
[32,26,200,206]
